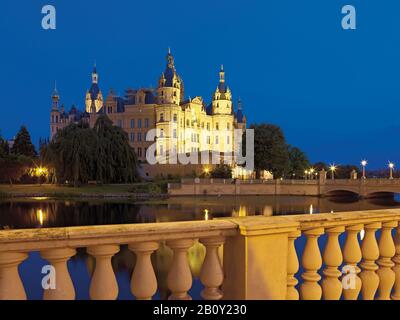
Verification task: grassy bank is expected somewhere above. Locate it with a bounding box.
[0,183,169,199]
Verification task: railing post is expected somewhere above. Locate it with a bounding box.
[392,223,400,300]
[199,236,225,300]
[129,242,159,300]
[87,245,120,300]
[322,226,344,300]
[376,221,397,300]
[166,239,194,300]
[40,248,76,300]
[287,230,301,300]
[300,227,324,300]
[342,224,363,300]
[360,222,381,300]
[0,252,28,300]
[222,217,299,299]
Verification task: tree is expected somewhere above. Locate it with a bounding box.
[288,146,310,178]
[336,165,359,179]
[0,134,9,158]
[11,126,37,158]
[251,124,290,178]
[210,164,232,179]
[94,115,138,183]
[43,116,139,185]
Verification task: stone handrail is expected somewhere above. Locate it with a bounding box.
[2,209,400,300]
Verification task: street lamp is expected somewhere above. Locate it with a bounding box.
[389,162,395,180]
[361,160,367,179]
[309,168,315,180]
[304,170,308,180]
[329,164,337,180]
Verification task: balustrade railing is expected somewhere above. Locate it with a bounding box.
[2,209,400,300]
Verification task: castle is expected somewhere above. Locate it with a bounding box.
[50,50,247,177]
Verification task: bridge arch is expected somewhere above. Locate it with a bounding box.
[323,189,360,197]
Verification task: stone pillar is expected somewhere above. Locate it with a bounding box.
[166,239,194,300]
[0,252,28,300]
[129,242,159,300]
[199,236,225,300]
[222,217,299,299]
[87,245,120,300]
[40,248,76,300]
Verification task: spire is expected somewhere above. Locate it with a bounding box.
[52,80,59,98]
[168,47,171,55]
[219,65,225,83]
[238,97,242,110]
[166,48,174,69]
[92,63,98,84]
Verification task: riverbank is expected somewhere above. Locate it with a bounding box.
[0,183,169,200]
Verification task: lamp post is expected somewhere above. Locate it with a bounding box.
[304,170,308,180]
[310,168,315,180]
[361,160,367,179]
[329,164,337,180]
[389,162,395,180]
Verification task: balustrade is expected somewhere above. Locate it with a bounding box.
[0,211,400,301]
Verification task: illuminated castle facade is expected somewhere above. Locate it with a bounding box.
[50,50,246,166]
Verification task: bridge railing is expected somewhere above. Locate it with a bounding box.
[2,209,400,300]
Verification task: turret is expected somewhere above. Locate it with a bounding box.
[157,48,184,105]
[85,64,103,113]
[50,83,61,140]
[212,65,232,115]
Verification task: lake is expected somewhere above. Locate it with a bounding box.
[1,195,399,300]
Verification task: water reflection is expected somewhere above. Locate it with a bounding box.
[1,195,400,230]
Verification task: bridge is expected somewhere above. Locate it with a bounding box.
[168,176,400,198]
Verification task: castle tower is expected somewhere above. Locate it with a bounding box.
[85,64,103,113]
[157,48,184,105]
[212,65,232,115]
[50,83,61,139]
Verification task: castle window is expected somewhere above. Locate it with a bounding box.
[137,148,142,158]
[138,132,142,142]
[130,119,135,128]
[145,118,149,128]
[173,129,177,139]
[227,123,230,130]
[130,132,135,142]
[227,136,230,144]
[215,136,219,144]
[207,123,210,130]
[207,136,210,144]
[216,123,219,130]
[160,129,164,138]
[173,114,177,122]
[138,119,142,128]
[201,122,204,129]
[117,120,123,128]
[160,145,164,156]
[186,119,189,127]
[160,113,164,122]
[108,106,113,113]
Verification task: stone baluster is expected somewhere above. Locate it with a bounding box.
[0,252,28,300]
[300,227,324,300]
[129,242,159,300]
[199,236,225,300]
[167,239,194,300]
[40,248,76,300]
[87,245,120,300]
[322,226,344,300]
[287,230,301,300]
[342,224,363,300]
[359,222,381,300]
[376,221,397,300]
[392,223,400,300]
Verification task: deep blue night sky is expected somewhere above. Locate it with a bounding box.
[1,0,399,169]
